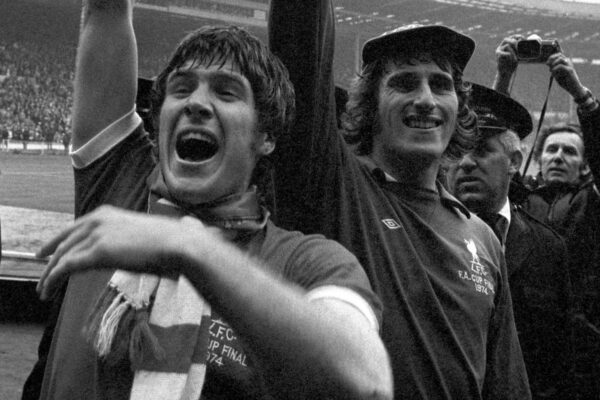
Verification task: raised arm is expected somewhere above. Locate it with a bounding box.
[491,35,520,96]
[547,51,592,105]
[71,0,137,150]
[268,0,337,154]
[268,0,352,232]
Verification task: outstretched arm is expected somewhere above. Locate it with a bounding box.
[36,206,393,399]
[71,0,137,150]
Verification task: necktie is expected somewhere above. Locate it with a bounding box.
[495,214,509,246]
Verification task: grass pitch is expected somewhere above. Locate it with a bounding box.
[0,152,74,252]
[0,152,74,213]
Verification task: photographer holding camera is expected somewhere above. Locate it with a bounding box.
[493,34,596,110]
[493,34,600,400]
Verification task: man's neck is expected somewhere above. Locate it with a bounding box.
[369,155,440,191]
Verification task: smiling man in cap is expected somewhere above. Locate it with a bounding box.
[446,84,573,399]
[269,1,531,398]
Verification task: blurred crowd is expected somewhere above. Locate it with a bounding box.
[0,39,73,148]
[140,0,266,19]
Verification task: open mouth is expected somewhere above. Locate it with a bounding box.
[176,131,219,162]
[403,115,441,129]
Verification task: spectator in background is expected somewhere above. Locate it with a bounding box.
[0,39,73,150]
[25,0,391,399]
[1,126,8,150]
[527,122,600,399]
[61,132,70,154]
[20,125,29,150]
[494,34,600,400]
[43,127,54,151]
[446,83,573,399]
[269,1,531,398]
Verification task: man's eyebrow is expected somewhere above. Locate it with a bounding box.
[165,69,196,87]
[429,71,454,81]
[385,71,416,83]
[435,72,453,80]
[167,68,246,86]
[209,70,247,87]
[387,70,414,77]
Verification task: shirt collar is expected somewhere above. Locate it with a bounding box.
[381,169,398,183]
[362,157,472,218]
[498,198,512,226]
[438,183,471,218]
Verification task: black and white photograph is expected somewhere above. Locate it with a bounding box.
[1,1,599,399]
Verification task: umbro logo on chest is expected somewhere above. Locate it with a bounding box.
[381,218,402,230]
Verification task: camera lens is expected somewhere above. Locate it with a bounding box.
[517,40,541,60]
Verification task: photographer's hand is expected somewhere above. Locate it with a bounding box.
[547,52,587,100]
[493,35,521,95]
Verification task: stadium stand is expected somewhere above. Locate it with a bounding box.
[2,0,600,149]
[0,0,76,148]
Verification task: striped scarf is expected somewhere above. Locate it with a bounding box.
[85,170,268,400]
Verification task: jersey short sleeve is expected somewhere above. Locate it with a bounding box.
[259,222,383,328]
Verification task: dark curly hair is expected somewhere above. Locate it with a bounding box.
[343,51,477,161]
[149,25,295,200]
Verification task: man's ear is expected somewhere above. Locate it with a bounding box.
[580,162,591,177]
[258,133,276,156]
[508,149,523,176]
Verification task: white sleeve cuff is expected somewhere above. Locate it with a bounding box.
[306,285,379,332]
[71,108,143,169]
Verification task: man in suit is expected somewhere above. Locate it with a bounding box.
[446,83,573,399]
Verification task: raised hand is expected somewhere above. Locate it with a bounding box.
[492,35,522,95]
[547,52,588,100]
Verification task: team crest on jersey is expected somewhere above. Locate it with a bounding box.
[456,239,495,296]
[381,218,402,229]
[465,239,485,275]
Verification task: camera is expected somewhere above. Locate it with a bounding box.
[516,37,560,63]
